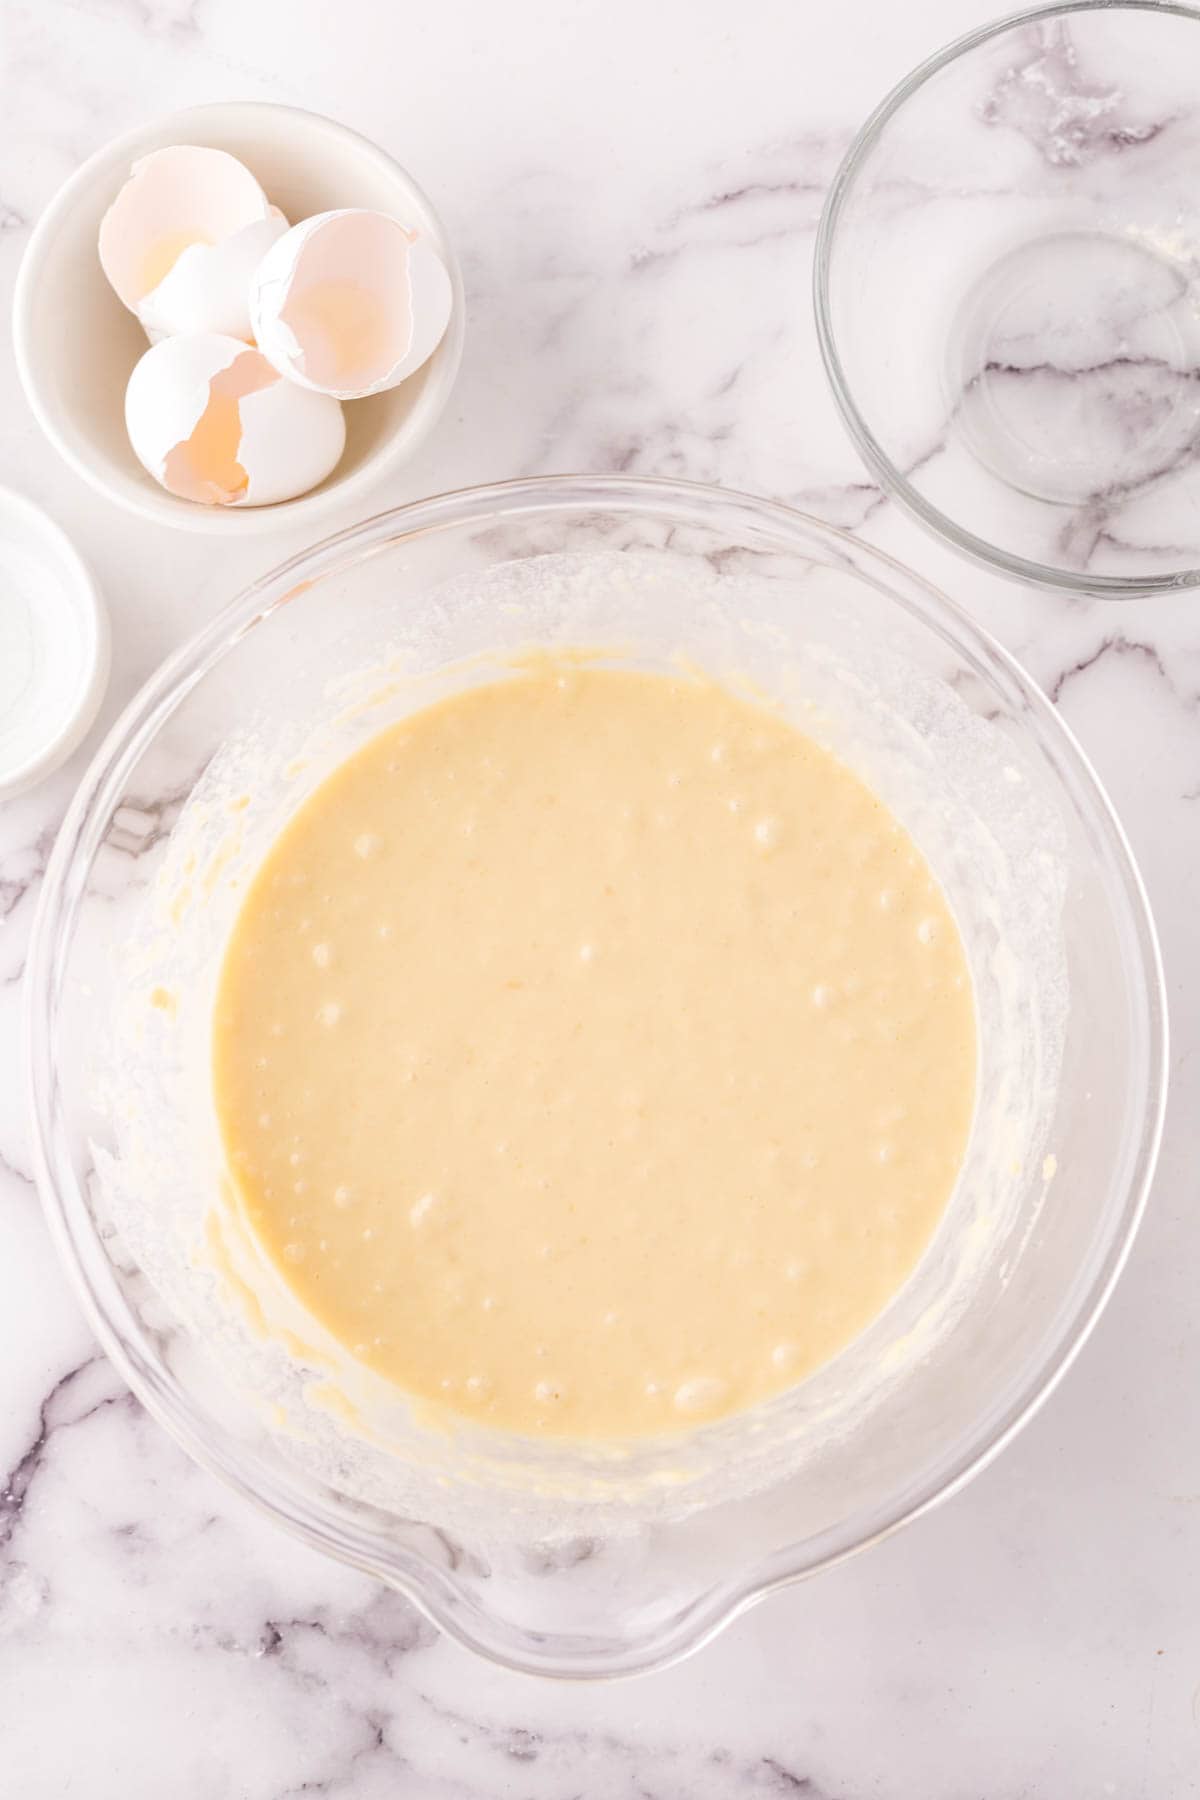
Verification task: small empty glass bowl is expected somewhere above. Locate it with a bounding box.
[25,478,1165,1676]
[815,1,1200,596]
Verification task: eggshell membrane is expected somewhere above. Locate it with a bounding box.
[249,208,453,399]
[124,332,345,508]
[99,146,272,312]
[138,209,288,343]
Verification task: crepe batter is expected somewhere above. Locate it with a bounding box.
[213,659,976,1438]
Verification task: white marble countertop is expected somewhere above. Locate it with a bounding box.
[2,0,1198,1793]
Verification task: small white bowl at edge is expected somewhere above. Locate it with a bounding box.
[0,487,109,800]
[12,103,466,536]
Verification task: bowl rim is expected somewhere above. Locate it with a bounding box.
[11,100,466,536]
[23,474,1169,1677]
[813,0,1200,598]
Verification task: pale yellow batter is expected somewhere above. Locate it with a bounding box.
[213,659,976,1439]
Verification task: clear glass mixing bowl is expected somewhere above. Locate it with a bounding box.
[815,1,1200,597]
[25,477,1166,1677]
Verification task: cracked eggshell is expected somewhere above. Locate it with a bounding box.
[137,211,289,343]
[248,208,453,399]
[99,146,282,342]
[124,332,346,508]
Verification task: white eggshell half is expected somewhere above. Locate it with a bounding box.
[137,209,289,344]
[124,332,345,508]
[248,208,453,399]
[125,333,244,474]
[233,378,346,506]
[99,145,272,313]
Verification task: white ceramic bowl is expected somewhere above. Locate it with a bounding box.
[12,103,465,536]
[0,486,109,799]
